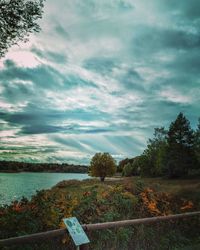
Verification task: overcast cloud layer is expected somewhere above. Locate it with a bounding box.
[0,0,200,164]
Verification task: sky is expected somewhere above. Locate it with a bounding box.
[0,0,200,164]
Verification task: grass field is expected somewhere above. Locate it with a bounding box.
[122,176,200,201]
[53,175,200,203]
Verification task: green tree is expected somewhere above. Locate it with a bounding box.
[0,0,45,58]
[131,156,143,176]
[140,127,167,177]
[89,152,116,182]
[122,162,133,177]
[118,158,130,173]
[166,112,195,177]
[194,118,200,170]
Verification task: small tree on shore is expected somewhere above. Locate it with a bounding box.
[89,152,116,182]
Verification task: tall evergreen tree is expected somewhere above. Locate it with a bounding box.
[141,127,167,177]
[194,118,200,169]
[166,113,195,177]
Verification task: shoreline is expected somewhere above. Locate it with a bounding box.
[0,171,88,174]
[0,173,90,206]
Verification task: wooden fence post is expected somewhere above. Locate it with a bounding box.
[80,243,89,250]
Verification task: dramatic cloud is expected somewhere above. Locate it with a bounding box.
[0,0,200,164]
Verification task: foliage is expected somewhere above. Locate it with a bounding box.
[166,113,196,177]
[0,161,88,173]
[0,0,45,58]
[73,185,137,250]
[119,156,141,176]
[131,156,143,175]
[89,152,116,181]
[194,118,200,169]
[140,127,168,177]
[122,162,133,176]
[121,113,200,178]
[118,158,132,172]
[135,179,145,194]
[0,178,199,249]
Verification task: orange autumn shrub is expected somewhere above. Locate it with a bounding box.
[139,188,170,216]
[138,187,195,217]
[181,200,194,211]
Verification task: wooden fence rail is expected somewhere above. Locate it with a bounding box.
[0,211,200,248]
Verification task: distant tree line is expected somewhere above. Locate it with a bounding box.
[0,161,88,173]
[118,113,200,178]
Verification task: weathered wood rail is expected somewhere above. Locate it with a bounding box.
[0,211,200,249]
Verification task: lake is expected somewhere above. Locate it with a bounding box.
[0,172,90,206]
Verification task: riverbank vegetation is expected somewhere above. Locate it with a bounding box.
[0,177,200,249]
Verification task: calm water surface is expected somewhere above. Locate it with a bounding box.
[0,172,89,205]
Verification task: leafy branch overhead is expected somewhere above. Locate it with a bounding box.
[0,0,45,58]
